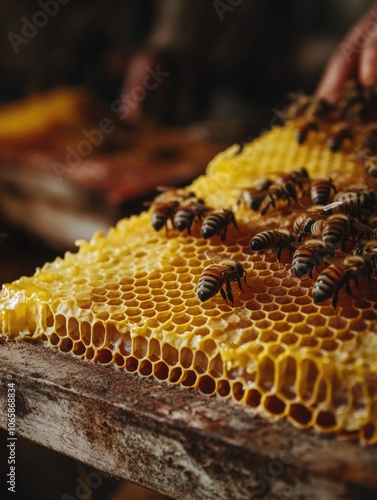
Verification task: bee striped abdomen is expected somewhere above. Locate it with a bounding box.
[323,219,349,249]
[197,273,221,302]
[174,208,195,232]
[250,230,278,251]
[202,213,222,238]
[296,120,318,144]
[334,190,375,217]
[313,265,345,303]
[311,214,350,250]
[151,202,178,231]
[250,230,294,261]
[201,209,237,241]
[327,125,353,152]
[291,241,330,278]
[310,179,336,205]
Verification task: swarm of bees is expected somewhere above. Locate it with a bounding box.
[244,165,377,308]
[286,80,377,154]
[144,81,377,308]
[146,169,377,308]
[146,186,237,240]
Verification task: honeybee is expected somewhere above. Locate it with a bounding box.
[152,186,195,204]
[325,190,376,218]
[150,200,180,231]
[366,214,377,230]
[296,120,318,144]
[310,178,337,205]
[197,250,249,304]
[338,99,367,122]
[313,255,373,308]
[365,155,377,177]
[285,94,314,119]
[293,207,328,241]
[238,178,273,211]
[274,167,310,190]
[336,80,364,120]
[146,187,196,232]
[291,239,334,279]
[327,123,353,152]
[356,124,377,158]
[174,198,210,234]
[310,213,351,250]
[353,239,377,267]
[260,168,310,215]
[249,229,295,261]
[364,156,377,190]
[260,185,297,215]
[285,94,331,120]
[201,208,238,241]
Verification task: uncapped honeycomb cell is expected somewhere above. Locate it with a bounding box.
[3,116,377,444]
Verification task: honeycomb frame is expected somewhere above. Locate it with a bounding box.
[1,120,377,444]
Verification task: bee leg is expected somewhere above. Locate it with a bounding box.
[220,226,227,242]
[261,204,269,216]
[261,197,274,215]
[243,271,251,288]
[230,212,238,230]
[225,279,234,305]
[276,245,283,261]
[287,184,297,202]
[236,276,243,292]
[332,290,340,309]
[219,285,227,302]
[258,251,265,261]
[353,276,360,290]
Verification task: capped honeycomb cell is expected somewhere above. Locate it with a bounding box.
[2,105,377,445]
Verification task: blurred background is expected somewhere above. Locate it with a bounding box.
[0,0,376,498]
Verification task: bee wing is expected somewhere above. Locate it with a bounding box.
[156,185,173,193]
[204,250,224,262]
[324,254,348,265]
[291,242,303,249]
[190,200,209,209]
[353,221,375,232]
[298,198,314,209]
[321,200,344,211]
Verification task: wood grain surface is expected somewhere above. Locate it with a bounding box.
[0,340,377,500]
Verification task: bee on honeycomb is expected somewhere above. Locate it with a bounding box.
[3,81,377,445]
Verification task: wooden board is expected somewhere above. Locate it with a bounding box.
[0,339,377,499]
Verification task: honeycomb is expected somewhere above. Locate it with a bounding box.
[2,95,377,444]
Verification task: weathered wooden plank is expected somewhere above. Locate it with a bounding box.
[0,340,376,499]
